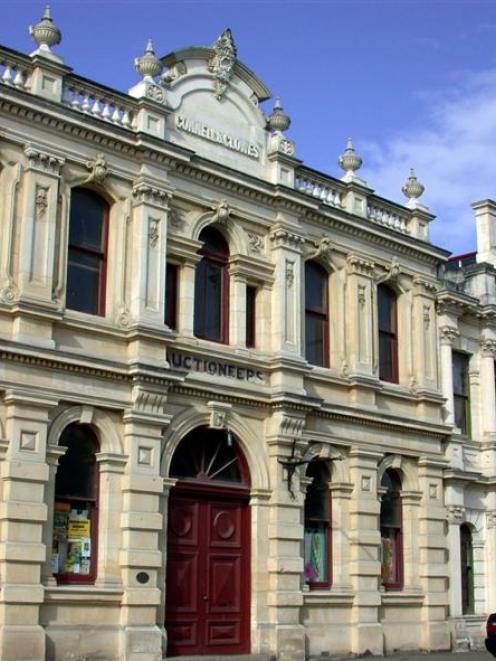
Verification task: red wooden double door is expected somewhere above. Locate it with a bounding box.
[166,488,250,656]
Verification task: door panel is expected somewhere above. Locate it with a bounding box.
[166,491,249,656]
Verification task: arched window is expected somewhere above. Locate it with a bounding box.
[52,423,99,584]
[66,188,108,316]
[194,227,229,343]
[305,261,329,367]
[460,523,474,614]
[378,284,398,382]
[304,461,332,589]
[380,469,403,590]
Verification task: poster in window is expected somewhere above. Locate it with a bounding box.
[304,527,327,583]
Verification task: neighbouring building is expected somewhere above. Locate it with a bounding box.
[0,8,495,661]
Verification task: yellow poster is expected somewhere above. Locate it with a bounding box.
[67,519,90,538]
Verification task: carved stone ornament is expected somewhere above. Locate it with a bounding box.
[268,132,296,157]
[35,186,49,219]
[208,401,233,429]
[310,237,334,262]
[346,255,375,276]
[267,98,291,133]
[423,304,431,329]
[132,181,170,208]
[269,228,305,249]
[208,28,237,100]
[338,137,363,177]
[487,510,496,529]
[439,325,459,346]
[0,279,18,304]
[211,199,231,225]
[148,218,160,247]
[286,261,295,288]
[24,145,64,174]
[135,39,163,81]
[358,284,366,307]
[85,153,108,184]
[169,206,185,231]
[145,83,166,104]
[402,167,425,201]
[117,305,130,328]
[480,337,496,357]
[247,232,264,255]
[447,505,465,524]
[29,5,61,53]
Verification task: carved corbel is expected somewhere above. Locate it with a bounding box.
[211,199,231,225]
[85,152,108,184]
[207,400,233,430]
[439,325,459,346]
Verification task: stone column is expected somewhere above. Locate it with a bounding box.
[485,509,496,612]
[0,388,58,661]
[447,505,464,617]
[328,481,354,591]
[346,255,378,392]
[96,452,127,587]
[439,326,459,426]
[176,252,201,339]
[265,411,306,661]
[412,278,438,393]
[401,490,423,591]
[229,266,247,347]
[249,488,272,655]
[41,444,67,586]
[479,338,496,436]
[417,457,450,650]
[157,476,176,652]
[348,447,383,655]
[119,391,171,661]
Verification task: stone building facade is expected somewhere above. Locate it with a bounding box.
[0,9,495,661]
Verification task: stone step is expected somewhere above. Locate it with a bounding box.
[167,655,273,661]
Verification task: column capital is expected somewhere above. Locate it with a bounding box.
[481,337,496,357]
[447,504,465,523]
[439,325,459,346]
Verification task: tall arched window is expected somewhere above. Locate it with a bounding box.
[66,188,109,316]
[378,284,398,382]
[305,261,329,367]
[380,469,403,590]
[460,523,474,614]
[52,423,99,584]
[304,461,332,589]
[194,227,229,343]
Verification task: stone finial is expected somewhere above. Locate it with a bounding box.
[267,97,291,133]
[208,28,237,100]
[135,39,163,81]
[402,168,425,202]
[29,5,62,56]
[338,138,363,180]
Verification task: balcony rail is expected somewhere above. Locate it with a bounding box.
[0,51,31,91]
[62,75,135,129]
[295,171,344,208]
[367,200,410,234]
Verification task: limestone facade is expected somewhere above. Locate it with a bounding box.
[0,13,494,661]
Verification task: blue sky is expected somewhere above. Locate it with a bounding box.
[2,0,496,255]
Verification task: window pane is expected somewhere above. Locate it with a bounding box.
[246,286,256,348]
[454,394,470,434]
[378,286,396,332]
[69,189,106,250]
[165,263,178,329]
[306,314,325,366]
[304,526,328,583]
[379,333,395,380]
[66,250,101,314]
[56,425,97,500]
[194,259,223,340]
[381,532,400,585]
[453,352,469,396]
[381,493,401,527]
[305,262,327,312]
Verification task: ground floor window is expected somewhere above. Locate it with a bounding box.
[460,523,474,614]
[304,461,332,588]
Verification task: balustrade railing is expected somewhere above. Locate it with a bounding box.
[367,200,409,234]
[62,77,135,129]
[0,51,31,91]
[295,172,344,208]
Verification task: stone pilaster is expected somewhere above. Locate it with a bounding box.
[348,447,383,655]
[417,457,450,650]
[329,480,354,591]
[479,337,496,436]
[119,385,171,661]
[41,443,66,586]
[412,278,439,392]
[485,508,496,612]
[446,504,465,618]
[0,389,58,661]
[265,410,306,661]
[439,325,459,426]
[167,236,202,339]
[401,489,423,591]
[229,266,247,347]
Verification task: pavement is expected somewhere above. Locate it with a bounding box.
[356,653,492,661]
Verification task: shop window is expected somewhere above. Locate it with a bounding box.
[453,352,471,435]
[165,262,178,330]
[53,423,99,584]
[304,461,332,589]
[460,523,475,614]
[305,261,329,367]
[246,285,257,348]
[194,227,229,343]
[378,284,398,382]
[66,187,108,315]
[380,469,403,590]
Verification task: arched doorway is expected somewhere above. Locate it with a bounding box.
[165,427,251,656]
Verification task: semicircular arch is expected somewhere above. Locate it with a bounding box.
[48,405,122,455]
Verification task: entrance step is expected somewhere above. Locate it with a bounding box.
[167,654,275,661]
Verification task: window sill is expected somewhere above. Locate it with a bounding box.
[44,584,123,604]
[303,589,354,606]
[380,590,424,606]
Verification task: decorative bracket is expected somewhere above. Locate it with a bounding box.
[277,438,341,499]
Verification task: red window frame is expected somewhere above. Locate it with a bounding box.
[66,188,109,316]
[194,227,230,344]
[304,461,332,590]
[305,261,329,367]
[53,424,99,585]
[378,284,398,383]
[380,469,403,591]
[246,285,257,348]
[165,262,179,330]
